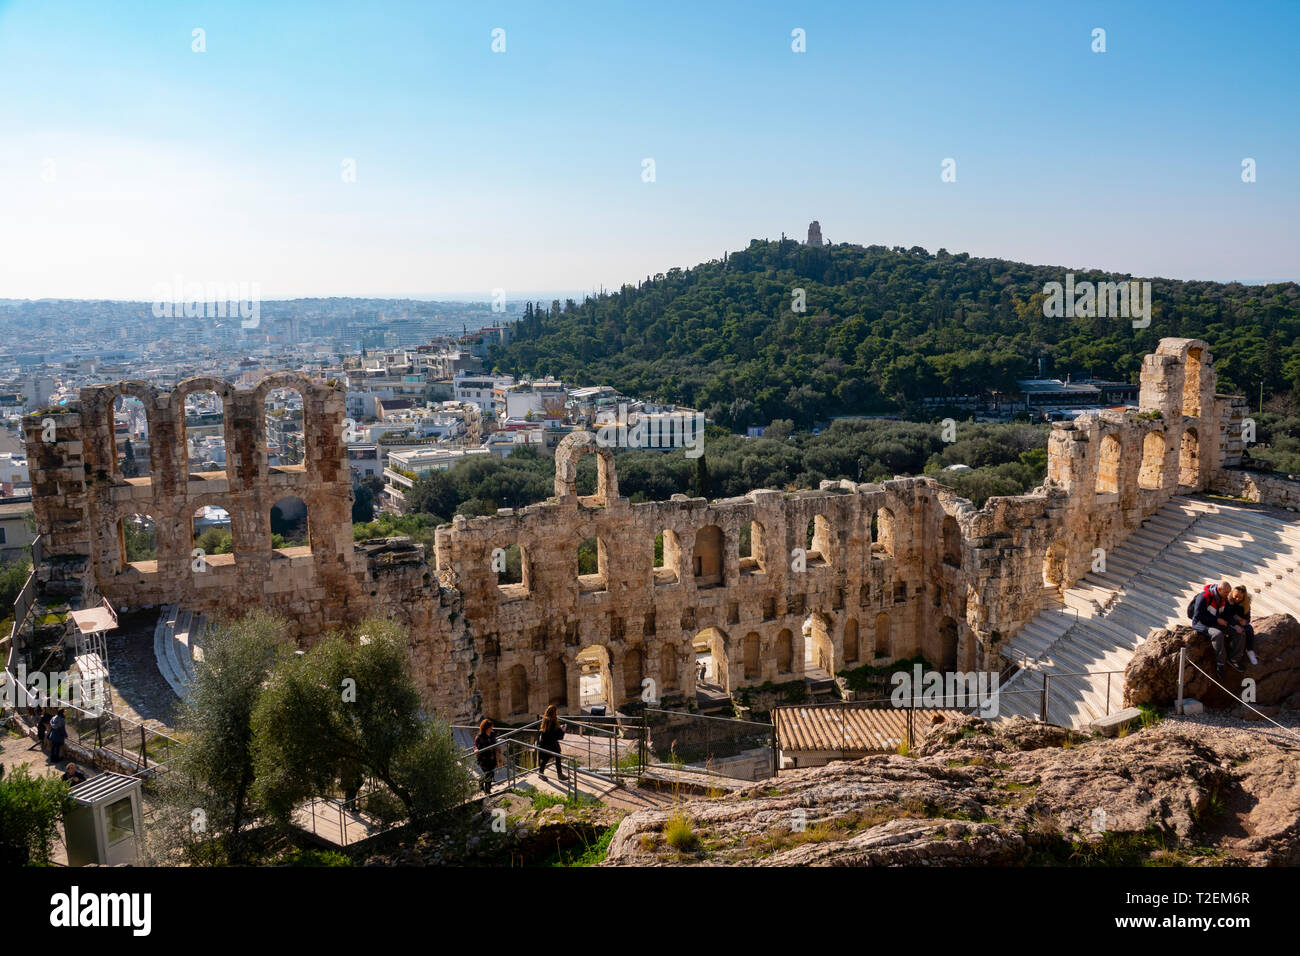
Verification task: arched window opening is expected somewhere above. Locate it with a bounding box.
[805,515,832,568]
[578,536,607,593]
[113,396,149,479]
[507,664,529,716]
[120,512,157,569]
[739,521,767,576]
[1139,432,1165,490]
[264,387,305,468]
[192,504,235,570]
[693,525,724,588]
[653,529,681,585]
[874,613,890,659]
[547,658,568,707]
[271,496,310,552]
[496,543,530,600]
[1096,433,1121,495]
[742,632,761,681]
[872,507,896,558]
[575,645,612,711]
[184,390,225,478]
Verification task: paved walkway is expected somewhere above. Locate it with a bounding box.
[2,725,105,865]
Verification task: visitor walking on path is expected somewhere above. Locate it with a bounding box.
[537,704,567,781]
[474,718,499,795]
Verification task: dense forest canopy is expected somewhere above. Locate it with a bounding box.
[491,240,1300,430]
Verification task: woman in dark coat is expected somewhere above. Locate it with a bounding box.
[474,718,498,794]
[537,704,567,780]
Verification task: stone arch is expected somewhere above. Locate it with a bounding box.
[692,525,724,587]
[776,628,794,674]
[874,612,890,658]
[843,617,859,665]
[742,631,760,681]
[506,663,529,717]
[871,506,897,558]
[659,642,681,696]
[575,643,613,710]
[695,627,729,692]
[1096,432,1121,494]
[1179,427,1200,488]
[622,646,643,702]
[252,372,315,476]
[546,657,568,707]
[100,382,158,481]
[174,376,236,482]
[554,431,618,505]
[262,385,307,469]
[941,515,961,568]
[805,612,833,675]
[1139,431,1165,490]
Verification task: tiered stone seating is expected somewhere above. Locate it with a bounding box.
[999,496,1300,727]
[152,604,207,702]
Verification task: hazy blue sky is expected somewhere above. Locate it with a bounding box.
[2,0,1296,300]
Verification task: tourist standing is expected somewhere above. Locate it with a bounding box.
[47,709,67,762]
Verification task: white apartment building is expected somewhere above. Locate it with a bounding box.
[454,372,514,415]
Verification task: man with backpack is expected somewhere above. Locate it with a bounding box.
[1188,581,1239,681]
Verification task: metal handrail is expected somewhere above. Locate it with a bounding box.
[3,661,183,771]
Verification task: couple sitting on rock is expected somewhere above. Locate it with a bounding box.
[1188,581,1258,680]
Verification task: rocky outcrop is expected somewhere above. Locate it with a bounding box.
[602,715,1300,866]
[1124,614,1300,710]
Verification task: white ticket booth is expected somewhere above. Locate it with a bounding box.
[63,772,144,867]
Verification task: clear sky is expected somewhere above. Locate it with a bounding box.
[1,0,1297,300]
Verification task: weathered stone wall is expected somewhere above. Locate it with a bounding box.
[1211,469,1300,511]
[23,339,1258,725]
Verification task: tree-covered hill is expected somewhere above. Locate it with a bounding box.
[491,239,1300,431]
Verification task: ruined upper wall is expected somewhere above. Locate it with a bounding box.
[22,339,1257,723]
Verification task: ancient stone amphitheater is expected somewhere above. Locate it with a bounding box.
[24,339,1300,728]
